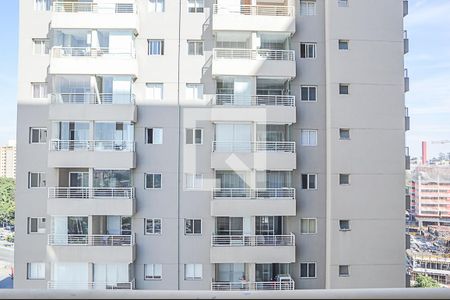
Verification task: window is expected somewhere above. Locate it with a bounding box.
[145,173,162,189]
[146,83,163,100]
[30,128,47,144]
[301,130,318,146]
[339,220,350,231]
[338,0,349,7]
[145,218,162,235]
[35,0,51,11]
[300,263,316,278]
[28,172,46,188]
[32,82,47,99]
[185,219,202,235]
[300,1,316,16]
[27,263,45,280]
[185,264,202,280]
[300,43,316,58]
[301,219,317,234]
[186,83,204,101]
[33,39,49,55]
[339,40,349,50]
[339,174,350,185]
[185,174,203,190]
[339,265,350,276]
[27,217,46,234]
[148,0,164,12]
[301,86,317,102]
[188,0,204,13]
[144,264,162,280]
[301,174,317,190]
[146,128,163,144]
[186,129,203,145]
[339,129,350,140]
[187,40,204,56]
[148,40,164,55]
[339,84,349,95]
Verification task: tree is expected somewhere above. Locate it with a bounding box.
[0,177,15,225]
[414,274,440,288]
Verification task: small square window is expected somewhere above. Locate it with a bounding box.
[338,0,349,7]
[187,40,204,56]
[301,219,317,234]
[301,174,317,190]
[339,40,349,50]
[188,0,204,13]
[300,43,316,58]
[146,128,163,144]
[148,40,164,55]
[339,129,350,140]
[32,82,48,99]
[339,220,350,231]
[28,217,46,234]
[145,218,162,235]
[145,173,162,189]
[185,264,202,280]
[27,262,45,280]
[28,172,46,188]
[30,128,47,144]
[300,1,316,16]
[300,262,316,278]
[301,130,318,146]
[185,219,202,235]
[148,0,165,12]
[339,265,350,276]
[186,129,203,145]
[186,84,204,100]
[339,84,349,95]
[185,174,203,190]
[339,174,350,185]
[144,264,162,280]
[33,38,49,55]
[146,83,164,100]
[301,86,317,102]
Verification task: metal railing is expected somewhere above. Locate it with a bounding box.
[213,94,295,107]
[51,93,135,105]
[52,1,136,14]
[47,280,134,290]
[213,188,295,200]
[213,4,294,17]
[212,141,296,153]
[211,234,295,247]
[49,140,135,152]
[211,280,295,291]
[48,187,134,199]
[51,47,135,58]
[48,234,134,246]
[213,48,295,61]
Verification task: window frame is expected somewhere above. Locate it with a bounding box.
[300,42,317,58]
[339,83,349,95]
[187,40,204,56]
[339,220,351,231]
[31,82,48,99]
[339,128,351,140]
[338,39,349,50]
[301,174,318,190]
[184,263,203,280]
[145,83,164,100]
[339,174,350,185]
[186,83,204,101]
[338,0,349,7]
[185,128,203,145]
[29,127,47,144]
[299,0,316,16]
[144,263,163,280]
[27,262,46,280]
[32,38,49,55]
[185,173,203,190]
[148,0,165,12]
[301,129,318,146]
[148,39,165,56]
[145,218,162,235]
[145,128,164,145]
[28,172,46,189]
[300,218,317,234]
[188,0,204,13]
[27,217,46,234]
[300,85,317,102]
[184,218,202,235]
[339,265,350,277]
[300,262,317,279]
[145,173,162,189]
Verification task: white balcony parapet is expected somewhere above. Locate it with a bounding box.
[213,94,295,107]
[48,234,134,246]
[213,48,295,61]
[48,187,134,199]
[213,188,295,200]
[213,4,294,17]
[211,280,294,291]
[212,141,295,153]
[51,93,135,105]
[47,280,134,290]
[51,47,135,58]
[211,234,295,247]
[52,1,136,14]
[49,140,135,152]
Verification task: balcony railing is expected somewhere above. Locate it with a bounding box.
[49,140,135,152]
[48,187,134,199]
[211,280,294,291]
[212,141,296,153]
[213,94,295,107]
[52,1,136,14]
[213,48,295,61]
[51,47,135,58]
[213,188,295,200]
[48,234,134,246]
[211,234,295,247]
[51,93,135,105]
[213,4,294,17]
[48,280,134,290]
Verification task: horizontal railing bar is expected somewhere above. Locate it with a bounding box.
[213,94,295,107]
[48,187,134,199]
[212,187,295,200]
[48,234,135,246]
[49,140,135,152]
[213,48,295,61]
[51,93,135,105]
[52,2,136,14]
[212,141,296,153]
[213,4,294,16]
[211,234,295,247]
[51,47,136,58]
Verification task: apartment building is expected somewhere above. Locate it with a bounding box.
[0,140,16,179]
[15,0,408,290]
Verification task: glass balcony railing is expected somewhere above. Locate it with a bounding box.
[51,93,135,105]
[49,140,135,152]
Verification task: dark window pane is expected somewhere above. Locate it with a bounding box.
[301,87,308,101]
[309,87,316,100]
[186,129,193,144]
[301,174,308,189]
[146,128,153,144]
[309,175,316,189]
[300,263,308,277]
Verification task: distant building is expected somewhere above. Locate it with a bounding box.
[0,140,16,179]
[407,249,450,287]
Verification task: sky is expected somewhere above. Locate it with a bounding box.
[0,0,449,158]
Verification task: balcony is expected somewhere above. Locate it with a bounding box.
[47,234,136,263]
[212,4,295,33]
[211,141,296,171]
[48,140,136,169]
[51,1,139,32]
[210,95,296,123]
[211,188,296,216]
[47,187,135,216]
[49,93,137,122]
[212,48,296,78]
[210,234,296,263]
[211,280,294,291]
[47,280,134,290]
[49,47,138,76]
